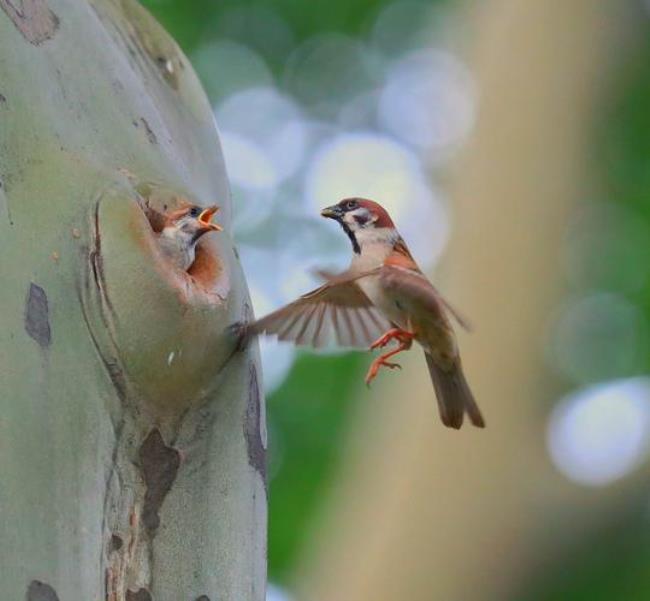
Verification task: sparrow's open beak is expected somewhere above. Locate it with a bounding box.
[198,205,223,231]
[320,205,343,220]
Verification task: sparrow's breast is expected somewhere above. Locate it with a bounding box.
[158,234,194,271]
[356,273,410,330]
[361,272,459,363]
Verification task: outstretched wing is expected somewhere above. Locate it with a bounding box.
[249,273,393,349]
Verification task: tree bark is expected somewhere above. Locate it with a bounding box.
[0,1,266,600]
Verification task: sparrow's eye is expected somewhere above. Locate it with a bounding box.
[188,206,201,218]
[344,200,358,211]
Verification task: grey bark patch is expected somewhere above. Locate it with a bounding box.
[0,0,59,45]
[26,580,59,601]
[139,429,180,533]
[244,363,266,487]
[25,283,51,348]
[125,589,152,601]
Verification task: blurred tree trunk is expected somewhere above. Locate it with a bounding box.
[0,1,265,600]
[296,1,634,600]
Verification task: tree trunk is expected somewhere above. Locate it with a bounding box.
[0,1,266,600]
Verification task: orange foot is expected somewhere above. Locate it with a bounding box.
[365,354,403,386]
[370,328,415,350]
[365,331,414,386]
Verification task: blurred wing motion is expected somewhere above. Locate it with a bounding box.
[249,271,393,349]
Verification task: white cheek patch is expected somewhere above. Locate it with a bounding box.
[356,226,399,246]
[346,208,374,228]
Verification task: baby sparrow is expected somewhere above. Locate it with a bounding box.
[158,204,221,270]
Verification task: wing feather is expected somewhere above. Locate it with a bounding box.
[380,265,470,331]
[355,306,372,343]
[248,275,393,349]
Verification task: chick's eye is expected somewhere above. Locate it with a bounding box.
[189,207,201,217]
[344,200,358,211]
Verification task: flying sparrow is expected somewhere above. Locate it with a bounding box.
[242,197,484,429]
[158,204,222,270]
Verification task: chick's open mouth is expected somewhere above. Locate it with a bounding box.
[198,205,222,231]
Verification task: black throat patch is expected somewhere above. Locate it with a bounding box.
[340,222,361,254]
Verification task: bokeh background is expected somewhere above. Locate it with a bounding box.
[141,0,650,599]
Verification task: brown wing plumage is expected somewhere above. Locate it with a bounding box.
[380,264,451,325]
[380,263,470,331]
[249,274,393,349]
[382,238,472,331]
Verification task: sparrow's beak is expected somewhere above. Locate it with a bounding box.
[198,205,223,231]
[320,205,343,220]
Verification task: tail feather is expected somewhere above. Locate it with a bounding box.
[425,353,485,429]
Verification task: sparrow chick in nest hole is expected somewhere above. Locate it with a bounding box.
[158,204,222,271]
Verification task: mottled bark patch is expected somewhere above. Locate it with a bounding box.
[244,363,266,487]
[0,0,59,45]
[125,588,152,601]
[25,283,51,348]
[154,54,180,90]
[26,580,59,600]
[139,429,180,533]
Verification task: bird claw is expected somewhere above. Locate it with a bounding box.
[366,329,413,385]
[364,358,402,386]
[369,328,414,350]
[382,361,402,370]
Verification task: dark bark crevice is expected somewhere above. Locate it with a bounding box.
[139,429,181,534]
[244,363,267,489]
[26,580,59,601]
[24,282,51,348]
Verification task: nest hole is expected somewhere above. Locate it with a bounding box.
[187,238,221,290]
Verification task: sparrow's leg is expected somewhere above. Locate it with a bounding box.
[369,328,415,350]
[365,337,413,386]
